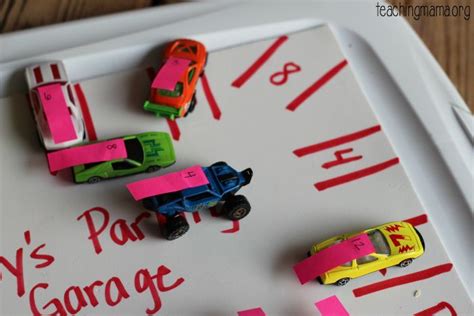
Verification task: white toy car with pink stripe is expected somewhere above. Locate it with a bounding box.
[25,61,85,151]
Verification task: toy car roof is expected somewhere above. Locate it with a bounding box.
[25,61,68,89]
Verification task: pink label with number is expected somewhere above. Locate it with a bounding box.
[127,165,209,201]
[315,296,350,316]
[47,139,127,172]
[238,307,266,316]
[37,83,77,144]
[151,57,191,90]
[293,233,374,285]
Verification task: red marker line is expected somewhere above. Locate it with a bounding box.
[192,212,201,224]
[166,119,181,141]
[353,263,453,298]
[74,84,97,141]
[231,35,288,88]
[414,301,457,316]
[201,73,221,120]
[294,125,381,157]
[403,214,428,227]
[24,231,31,245]
[287,59,348,111]
[222,221,240,233]
[209,207,219,217]
[315,157,399,191]
[321,148,363,169]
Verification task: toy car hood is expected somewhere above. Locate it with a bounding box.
[379,222,423,255]
[30,83,85,150]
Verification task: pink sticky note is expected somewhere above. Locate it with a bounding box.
[315,296,350,316]
[47,139,127,172]
[126,165,209,200]
[37,83,77,144]
[293,233,375,285]
[151,57,191,90]
[237,307,266,316]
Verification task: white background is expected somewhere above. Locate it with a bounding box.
[0,26,471,315]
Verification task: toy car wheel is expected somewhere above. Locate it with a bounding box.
[147,165,161,173]
[223,195,251,220]
[87,176,102,184]
[335,278,350,286]
[184,94,197,117]
[163,215,189,240]
[399,259,413,268]
[189,94,197,113]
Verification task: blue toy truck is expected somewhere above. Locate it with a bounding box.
[142,161,253,240]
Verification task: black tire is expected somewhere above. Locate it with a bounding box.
[87,176,102,184]
[147,165,161,173]
[223,195,251,220]
[335,278,350,286]
[163,215,189,240]
[399,258,413,268]
[187,94,197,115]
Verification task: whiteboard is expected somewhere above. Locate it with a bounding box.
[0,25,471,315]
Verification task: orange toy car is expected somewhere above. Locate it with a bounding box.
[144,39,207,120]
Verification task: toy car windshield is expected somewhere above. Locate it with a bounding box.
[124,138,144,163]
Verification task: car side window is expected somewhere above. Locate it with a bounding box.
[112,161,133,170]
[188,67,196,84]
[84,162,102,170]
[356,255,378,265]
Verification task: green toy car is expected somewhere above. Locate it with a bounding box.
[73,132,175,184]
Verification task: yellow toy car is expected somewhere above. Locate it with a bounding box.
[309,221,425,286]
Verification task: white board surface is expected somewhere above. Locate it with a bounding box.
[1,26,471,315]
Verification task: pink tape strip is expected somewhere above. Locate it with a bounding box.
[293,233,375,285]
[37,83,77,144]
[127,165,209,200]
[315,296,350,316]
[237,307,266,316]
[47,139,127,172]
[151,57,191,90]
